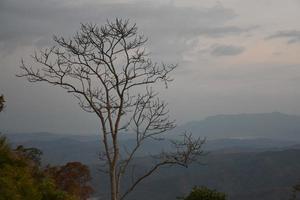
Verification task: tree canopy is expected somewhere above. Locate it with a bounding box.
[182,186,227,200]
[45,162,93,200]
[0,135,92,200]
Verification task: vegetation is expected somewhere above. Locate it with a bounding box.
[45,162,93,200]
[0,135,93,200]
[0,95,4,112]
[290,184,300,200]
[18,18,204,200]
[182,186,227,200]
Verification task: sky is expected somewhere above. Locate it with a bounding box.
[1,0,300,134]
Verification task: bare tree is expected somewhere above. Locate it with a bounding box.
[18,19,205,200]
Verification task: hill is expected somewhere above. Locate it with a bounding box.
[91,149,300,200]
[175,112,300,139]
[5,112,300,199]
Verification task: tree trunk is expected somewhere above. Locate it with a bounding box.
[110,166,118,200]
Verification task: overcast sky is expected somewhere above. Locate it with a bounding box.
[1,0,300,134]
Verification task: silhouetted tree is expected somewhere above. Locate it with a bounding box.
[18,19,205,200]
[0,95,4,112]
[45,162,93,200]
[290,184,300,200]
[15,145,43,167]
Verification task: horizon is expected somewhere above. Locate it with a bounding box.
[3,111,300,136]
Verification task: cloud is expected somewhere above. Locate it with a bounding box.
[2,0,300,133]
[196,26,257,38]
[266,30,300,44]
[210,44,245,56]
[0,0,252,60]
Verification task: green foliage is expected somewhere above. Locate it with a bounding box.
[39,177,78,200]
[0,136,40,200]
[182,186,227,200]
[0,135,78,200]
[0,165,41,200]
[0,98,80,200]
[0,135,12,164]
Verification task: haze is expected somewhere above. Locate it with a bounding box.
[1,0,300,134]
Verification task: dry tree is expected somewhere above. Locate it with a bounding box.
[18,19,205,200]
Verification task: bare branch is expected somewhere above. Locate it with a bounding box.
[17,18,204,200]
[120,133,205,199]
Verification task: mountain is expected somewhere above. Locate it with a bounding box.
[5,112,300,199]
[4,131,300,200]
[5,131,300,165]
[175,112,300,139]
[91,149,300,200]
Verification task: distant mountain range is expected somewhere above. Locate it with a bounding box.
[174,112,300,140]
[4,112,300,200]
[6,133,299,165]
[7,112,300,141]
[5,112,300,164]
